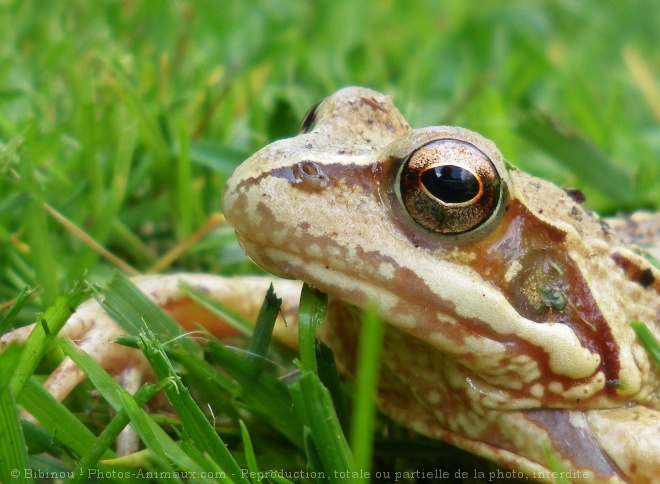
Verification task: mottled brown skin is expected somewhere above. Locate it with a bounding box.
[223,87,660,483]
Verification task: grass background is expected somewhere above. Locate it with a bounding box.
[1,0,659,482]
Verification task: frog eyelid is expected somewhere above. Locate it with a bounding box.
[300,99,324,134]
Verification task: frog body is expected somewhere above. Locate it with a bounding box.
[223,87,660,482]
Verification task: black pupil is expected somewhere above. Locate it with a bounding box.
[421,165,479,203]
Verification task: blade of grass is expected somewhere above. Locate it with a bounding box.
[188,141,248,176]
[19,378,115,460]
[289,286,353,482]
[67,117,138,281]
[21,421,63,455]
[147,213,226,274]
[173,362,242,424]
[0,344,30,484]
[99,272,304,469]
[102,65,171,162]
[97,271,199,357]
[57,337,206,474]
[239,420,261,484]
[44,203,139,276]
[109,220,159,267]
[167,345,241,399]
[0,286,34,335]
[59,336,130,410]
[204,340,303,447]
[198,451,240,484]
[9,282,89,397]
[631,321,660,368]
[67,382,166,484]
[18,144,59,305]
[0,343,20,396]
[350,305,384,482]
[623,48,660,123]
[176,123,194,241]
[178,280,254,336]
[74,91,101,212]
[114,390,169,465]
[289,373,353,484]
[99,271,302,456]
[645,252,660,270]
[245,284,280,365]
[105,398,207,476]
[185,277,301,444]
[516,111,634,204]
[316,342,349,437]
[541,442,571,484]
[135,330,250,484]
[297,283,327,374]
[302,428,324,479]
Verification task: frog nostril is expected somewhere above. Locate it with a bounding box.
[295,160,323,179]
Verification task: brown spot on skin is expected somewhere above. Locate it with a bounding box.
[359,95,389,113]
[570,205,583,221]
[563,187,586,204]
[640,268,655,288]
[611,252,660,292]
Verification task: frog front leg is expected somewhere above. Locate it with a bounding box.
[1,274,302,453]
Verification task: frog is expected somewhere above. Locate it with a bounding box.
[3,87,660,483]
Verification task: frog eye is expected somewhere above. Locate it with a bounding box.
[300,99,323,133]
[398,139,502,235]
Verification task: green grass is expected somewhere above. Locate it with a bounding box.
[1,1,660,483]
